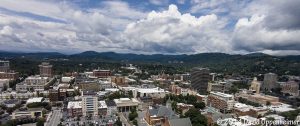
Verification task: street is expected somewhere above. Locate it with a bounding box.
[45,109,62,126]
[137,111,147,126]
[118,112,131,126]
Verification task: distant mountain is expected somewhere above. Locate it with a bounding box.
[1,50,300,75]
[1,50,300,63]
[0,51,65,59]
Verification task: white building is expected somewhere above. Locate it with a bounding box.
[114,98,139,112]
[207,92,235,113]
[82,91,98,116]
[16,75,53,92]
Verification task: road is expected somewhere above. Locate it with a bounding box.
[118,112,131,126]
[137,111,147,126]
[46,109,62,126]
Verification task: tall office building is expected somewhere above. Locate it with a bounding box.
[191,67,210,95]
[39,62,52,77]
[0,60,10,72]
[249,77,261,94]
[263,73,278,91]
[82,91,98,116]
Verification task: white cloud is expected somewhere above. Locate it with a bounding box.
[0,0,299,55]
[123,4,231,53]
[232,14,300,52]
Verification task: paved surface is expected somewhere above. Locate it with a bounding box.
[137,111,147,126]
[0,114,11,124]
[46,109,62,126]
[63,115,117,126]
[118,112,131,126]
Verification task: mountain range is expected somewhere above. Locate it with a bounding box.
[1,51,300,75]
[0,51,300,63]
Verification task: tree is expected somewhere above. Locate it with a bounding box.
[132,119,138,126]
[194,102,205,109]
[266,101,271,106]
[115,117,122,126]
[128,90,133,98]
[36,118,45,126]
[129,108,138,121]
[185,108,207,126]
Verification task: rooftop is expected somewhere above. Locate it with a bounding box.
[67,101,82,109]
[210,91,233,98]
[26,97,43,104]
[99,101,107,109]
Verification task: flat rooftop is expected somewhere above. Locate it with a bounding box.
[67,101,82,109]
[210,91,233,98]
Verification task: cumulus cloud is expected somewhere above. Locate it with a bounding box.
[232,0,300,54]
[0,0,145,53]
[0,0,299,55]
[123,4,230,53]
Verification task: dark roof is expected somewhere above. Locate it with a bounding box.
[82,90,96,95]
[105,100,116,107]
[3,99,19,104]
[168,118,192,126]
[149,106,177,119]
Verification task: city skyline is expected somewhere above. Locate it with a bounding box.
[0,0,300,55]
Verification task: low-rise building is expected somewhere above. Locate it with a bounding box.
[2,99,21,108]
[0,79,9,91]
[0,91,36,100]
[280,81,299,97]
[144,105,178,126]
[0,72,19,80]
[16,75,54,92]
[207,81,231,93]
[67,101,82,117]
[114,98,139,112]
[93,69,111,78]
[207,92,234,113]
[237,93,279,105]
[12,108,44,119]
[176,103,194,115]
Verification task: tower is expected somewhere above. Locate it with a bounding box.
[191,67,210,95]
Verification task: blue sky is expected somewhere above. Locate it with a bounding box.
[0,0,299,55]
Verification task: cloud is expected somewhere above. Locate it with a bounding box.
[149,0,169,5]
[232,0,300,54]
[0,0,299,55]
[0,0,146,53]
[123,4,231,53]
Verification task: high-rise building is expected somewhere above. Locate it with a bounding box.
[262,73,278,91]
[249,77,261,94]
[82,91,98,116]
[39,62,52,77]
[191,67,210,95]
[0,60,10,72]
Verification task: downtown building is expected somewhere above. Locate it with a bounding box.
[82,91,98,116]
[39,62,53,77]
[280,81,299,97]
[0,60,19,80]
[0,60,9,72]
[207,92,235,113]
[262,73,278,91]
[191,67,210,95]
